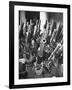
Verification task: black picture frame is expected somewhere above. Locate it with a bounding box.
[9,1,70,89]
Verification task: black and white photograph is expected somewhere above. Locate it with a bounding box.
[19,11,63,79]
[9,1,70,88]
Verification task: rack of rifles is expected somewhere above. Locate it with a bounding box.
[19,19,63,77]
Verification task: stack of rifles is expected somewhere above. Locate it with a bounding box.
[19,19,63,77]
